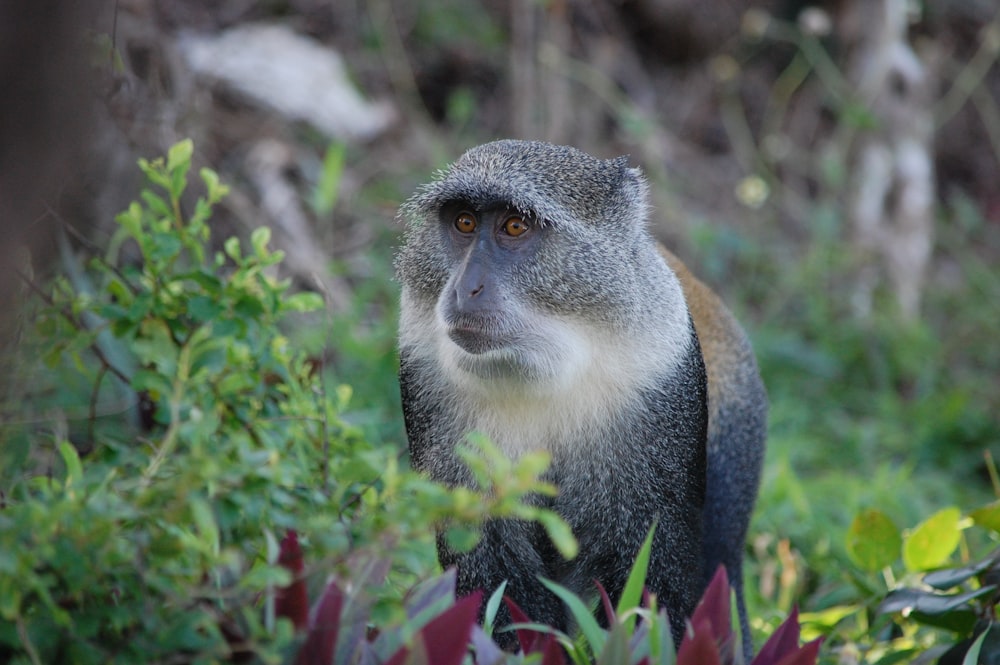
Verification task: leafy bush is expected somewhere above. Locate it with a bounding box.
[798,484,1000,664]
[0,140,567,663]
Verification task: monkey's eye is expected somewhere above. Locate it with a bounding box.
[503,216,530,237]
[454,212,477,234]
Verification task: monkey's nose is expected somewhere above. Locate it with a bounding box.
[455,281,486,312]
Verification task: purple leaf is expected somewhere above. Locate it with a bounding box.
[679,565,735,663]
[595,579,616,625]
[694,566,732,639]
[276,530,310,631]
[677,619,723,665]
[771,637,823,665]
[539,633,567,665]
[384,592,482,665]
[420,591,482,665]
[504,596,545,653]
[751,607,801,665]
[296,579,344,665]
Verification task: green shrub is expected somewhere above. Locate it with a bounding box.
[798,488,1000,664]
[0,140,568,663]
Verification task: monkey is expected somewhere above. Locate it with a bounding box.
[395,139,766,657]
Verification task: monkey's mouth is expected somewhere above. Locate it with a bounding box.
[447,326,511,354]
[445,312,519,354]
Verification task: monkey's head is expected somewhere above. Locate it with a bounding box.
[396,140,688,398]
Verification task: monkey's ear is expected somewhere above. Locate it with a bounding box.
[612,160,651,224]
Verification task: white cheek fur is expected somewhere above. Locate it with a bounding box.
[398,289,690,459]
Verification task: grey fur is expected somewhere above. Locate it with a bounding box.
[395,139,764,655]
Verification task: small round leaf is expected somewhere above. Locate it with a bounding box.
[846,509,902,572]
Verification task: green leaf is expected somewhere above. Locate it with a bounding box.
[541,577,606,655]
[924,553,1000,590]
[648,607,674,665]
[903,507,963,572]
[970,501,1000,534]
[224,237,242,262]
[799,604,861,631]
[617,523,655,629]
[234,295,266,319]
[962,624,995,665]
[482,580,508,636]
[251,227,272,259]
[148,231,183,264]
[312,143,345,215]
[440,525,480,553]
[138,157,171,191]
[200,167,229,204]
[910,609,977,634]
[167,139,194,175]
[847,509,902,572]
[116,202,145,239]
[141,189,172,219]
[189,498,219,556]
[596,621,629,665]
[878,586,995,617]
[188,296,224,323]
[131,369,172,402]
[58,441,83,486]
[536,511,578,560]
[283,292,324,313]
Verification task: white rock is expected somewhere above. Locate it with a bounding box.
[179,23,394,141]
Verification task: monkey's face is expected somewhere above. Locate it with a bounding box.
[396,140,686,399]
[436,202,539,353]
[421,201,594,386]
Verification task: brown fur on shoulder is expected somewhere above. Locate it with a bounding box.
[659,246,757,439]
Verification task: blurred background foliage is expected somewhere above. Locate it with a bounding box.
[2,0,1000,662]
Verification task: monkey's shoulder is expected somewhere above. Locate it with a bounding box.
[658,246,757,375]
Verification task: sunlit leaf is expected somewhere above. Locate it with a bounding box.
[903,508,962,572]
[970,501,1000,535]
[847,509,901,571]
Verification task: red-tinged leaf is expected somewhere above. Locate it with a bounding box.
[382,594,482,665]
[677,619,723,665]
[505,596,545,653]
[751,607,804,665]
[595,579,616,624]
[276,530,310,631]
[279,530,305,573]
[771,637,823,665]
[535,634,567,665]
[417,591,482,665]
[687,566,732,642]
[296,579,344,665]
